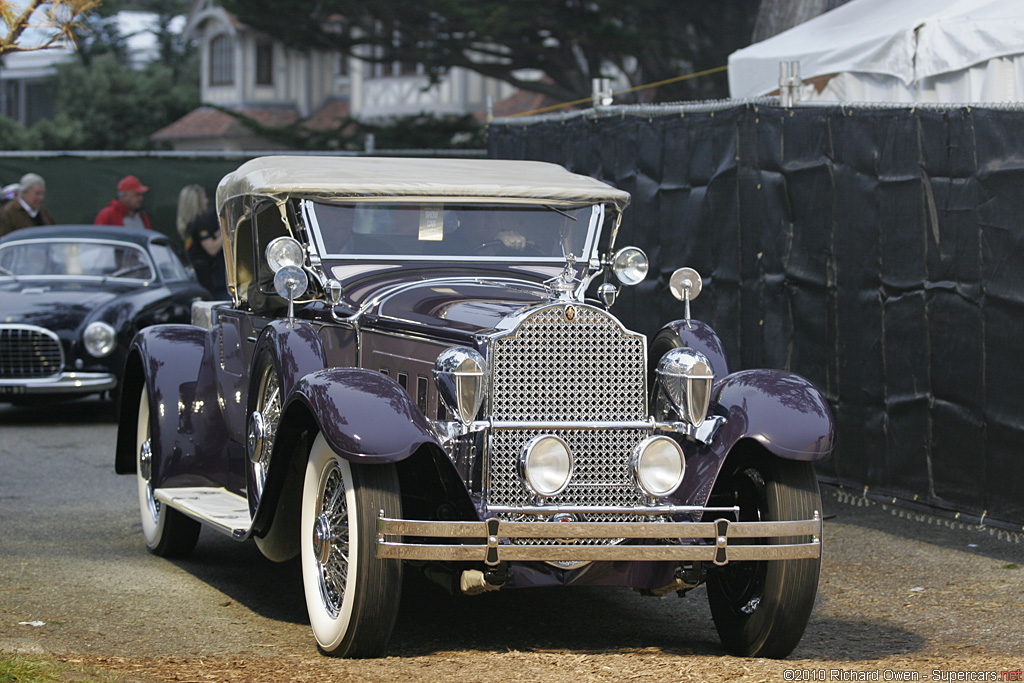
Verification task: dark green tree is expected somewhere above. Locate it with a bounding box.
[33,51,198,149]
[220,0,756,104]
[27,0,199,150]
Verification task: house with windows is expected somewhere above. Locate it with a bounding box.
[151,0,535,151]
[0,48,72,127]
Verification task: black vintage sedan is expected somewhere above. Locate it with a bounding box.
[0,225,208,404]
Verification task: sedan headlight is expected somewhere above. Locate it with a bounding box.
[433,346,487,425]
[632,436,685,498]
[83,321,116,357]
[656,347,714,426]
[519,435,573,498]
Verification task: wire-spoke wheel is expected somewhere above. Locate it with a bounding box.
[706,454,822,659]
[135,381,200,558]
[247,356,282,510]
[300,433,402,658]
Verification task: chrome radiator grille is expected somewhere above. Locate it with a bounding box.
[486,305,648,531]
[0,325,64,379]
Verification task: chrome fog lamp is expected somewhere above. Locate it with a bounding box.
[83,321,116,357]
[610,246,649,286]
[265,236,304,273]
[656,347,714,426]
[519,435,573,498]
[632,436,685,498]
[433,346,487,425]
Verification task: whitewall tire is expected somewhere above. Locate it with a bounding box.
[300,432,402,657]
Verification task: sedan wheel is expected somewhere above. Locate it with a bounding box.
[300,433,402,657]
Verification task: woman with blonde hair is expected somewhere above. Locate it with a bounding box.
[176,184,208,242]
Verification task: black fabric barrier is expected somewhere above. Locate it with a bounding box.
[490,104,1024,529]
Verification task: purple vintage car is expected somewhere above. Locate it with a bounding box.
[114,156,834,659]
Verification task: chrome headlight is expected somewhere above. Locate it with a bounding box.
[265,236,304,272]
[611,246,649,286]
[632,436,685,498]
[656,347,714,426]
[433,346,487,425]
[519,435,573,498]
[83,321,116,358]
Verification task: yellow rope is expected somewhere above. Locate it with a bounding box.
[500,64,729,119]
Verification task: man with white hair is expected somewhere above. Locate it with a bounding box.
[0,173,56,236]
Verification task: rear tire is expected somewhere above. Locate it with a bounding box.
[135,381,200,558]
[300,433,402,657]
[706,454,821,658]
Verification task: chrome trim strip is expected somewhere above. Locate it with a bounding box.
[486,419,657,430]
[0,372,116,393]
[376,512,822,566]
[453,414,726,444]
[482,504,739,516]
[377,542,821,564]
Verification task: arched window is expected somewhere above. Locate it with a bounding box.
[210,33,234,85]
[255,39,274,86]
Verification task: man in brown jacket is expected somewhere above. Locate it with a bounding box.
[0,173,56,236]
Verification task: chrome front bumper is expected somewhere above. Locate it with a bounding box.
[0,372,117,396]
[377,510,822,566]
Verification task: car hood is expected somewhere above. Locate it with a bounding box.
[0,279,134,333]
[370,278,555,334]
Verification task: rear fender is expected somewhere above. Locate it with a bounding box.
[114,325,221,481]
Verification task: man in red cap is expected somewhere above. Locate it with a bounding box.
[94,175,152,229]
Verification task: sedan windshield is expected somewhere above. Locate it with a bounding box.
[0,240,154,279]
[306,201,599,260]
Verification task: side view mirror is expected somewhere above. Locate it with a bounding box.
[669,267,702,321]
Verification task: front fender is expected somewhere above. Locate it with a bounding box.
[287,368,441,463]
[711,369,835,461]
[655,320,730,378]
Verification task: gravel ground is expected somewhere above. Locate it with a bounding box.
[1,400,1022,681]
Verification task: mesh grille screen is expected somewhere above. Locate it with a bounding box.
[486,305,648,542]
[0,326,63,379]
[489,306,646,422]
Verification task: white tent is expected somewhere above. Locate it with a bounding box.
[728,0,1024,103]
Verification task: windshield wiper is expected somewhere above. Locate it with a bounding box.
[0,265,19,280]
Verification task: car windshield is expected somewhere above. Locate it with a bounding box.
[0,240,154,279]
[305,201,599,261]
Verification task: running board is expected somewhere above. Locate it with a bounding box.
[154,487,251,540]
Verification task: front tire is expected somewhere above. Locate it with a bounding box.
[135,382,200,557]
[300,433,403,658]
[706,454,822,658]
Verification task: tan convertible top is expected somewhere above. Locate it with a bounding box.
[216,156,630,212]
